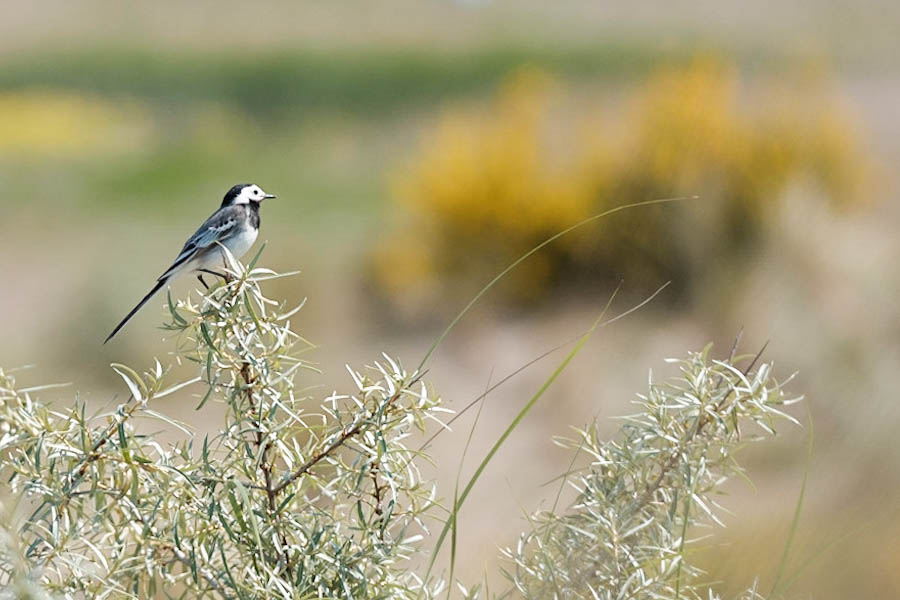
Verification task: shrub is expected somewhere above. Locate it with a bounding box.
[501,347,799,599]
[372,58,870,316]
[1,254,800,599]
[1,256,444,598]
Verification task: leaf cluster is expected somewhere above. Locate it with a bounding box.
[1,255,445,599]
[500,347,800,599]
[0,251,802,600]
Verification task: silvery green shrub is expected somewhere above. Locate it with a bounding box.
[0,256,799,599]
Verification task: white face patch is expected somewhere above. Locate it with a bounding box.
[233,184,269,204]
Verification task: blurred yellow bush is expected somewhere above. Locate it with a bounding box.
[372,59,871,315]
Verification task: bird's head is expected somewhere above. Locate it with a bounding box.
[222,183,276,207]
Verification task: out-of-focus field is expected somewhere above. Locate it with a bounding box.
[1,1,899,597]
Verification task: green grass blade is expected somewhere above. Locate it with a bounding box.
[416,338,573,455]
[776,505,899,596]
[770,401,815,597]
[425,280,669,579]
[200,322,218,354]
[417,280,669,456]
[247,241,267,271]
[446,370,493,599]
[426,307,608,578]
[416,196,688,371]
[550,434,585,516]
[167,289,187,326]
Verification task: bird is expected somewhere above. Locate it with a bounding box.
[104,183,276,344]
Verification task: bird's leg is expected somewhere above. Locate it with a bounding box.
[197,274,210,290]
[198,268,231,282]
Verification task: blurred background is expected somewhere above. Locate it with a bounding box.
[1,1,899,596]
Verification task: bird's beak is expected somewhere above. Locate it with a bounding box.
[263,193,277,200]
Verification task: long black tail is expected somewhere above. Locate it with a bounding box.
[104,278,168,344]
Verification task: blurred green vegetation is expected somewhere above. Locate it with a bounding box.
[0,43,691,229]
[0,44,694,118]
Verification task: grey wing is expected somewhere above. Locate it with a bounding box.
[158,205,243,280]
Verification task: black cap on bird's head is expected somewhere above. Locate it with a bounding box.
[222,183,276,207]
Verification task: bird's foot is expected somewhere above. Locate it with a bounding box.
[198,268,231,283]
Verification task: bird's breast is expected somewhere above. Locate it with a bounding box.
[225,226,259,260]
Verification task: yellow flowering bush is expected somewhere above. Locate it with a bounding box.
[372,59,871,315]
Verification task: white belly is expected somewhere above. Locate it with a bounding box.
[194,226,258,271]
[224,226,259,260]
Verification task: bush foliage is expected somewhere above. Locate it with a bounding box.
[1,255,800,599]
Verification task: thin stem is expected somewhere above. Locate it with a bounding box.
[633,342,768,512]
[272,370,427,495]
[240,360,292,578]
[25,394,144,559]
[125,500,233,597]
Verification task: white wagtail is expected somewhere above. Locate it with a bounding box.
[104,183,276,343]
